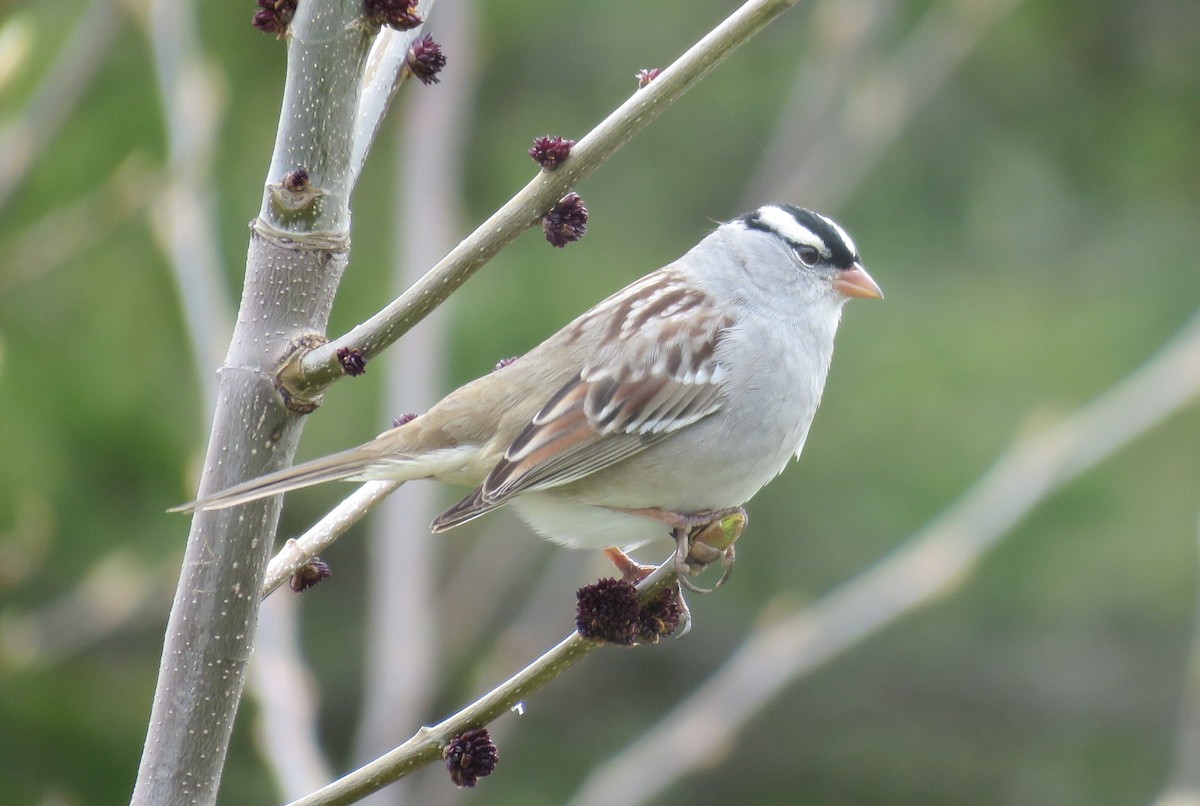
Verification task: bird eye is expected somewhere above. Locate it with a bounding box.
[793,244,820,267]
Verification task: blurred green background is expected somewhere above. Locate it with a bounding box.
[1,0,1199,803]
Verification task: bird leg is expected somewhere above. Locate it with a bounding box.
[610,506,747,594]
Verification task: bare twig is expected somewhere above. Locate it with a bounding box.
[568,309,1200,806]
[350,0,439,187]
[289,0,806,395]
[263,481,403,599]
[286,559,681,806]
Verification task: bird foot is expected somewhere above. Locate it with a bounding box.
[602,507,745,635]
[670,507,745,593]
[607,506,747,592]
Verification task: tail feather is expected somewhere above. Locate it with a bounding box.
[431,485,496,532]
[170,444,396,513]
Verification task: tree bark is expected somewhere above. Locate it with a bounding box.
[132,0,380,799]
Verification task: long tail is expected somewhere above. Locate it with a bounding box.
[170,442,403,513]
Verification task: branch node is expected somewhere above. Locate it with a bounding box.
[269,168,324,212]
[276,334,329,414]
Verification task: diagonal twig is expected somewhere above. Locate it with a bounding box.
[286,558,682,806]
[287,0,806,396]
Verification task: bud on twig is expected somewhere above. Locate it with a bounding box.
[336,347,367,376]
[252,0,296,38]
[406,34,447,85]
[443,728,498,788]
[637,586,683,642]
[392,412,419,428]
[528,136,575,170]
[542,193,588,248]
[290,557,332,592]
[364,0,422,30]
[635,68,662,88]
[576,578,640,645]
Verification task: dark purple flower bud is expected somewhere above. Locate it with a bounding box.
[528,136,575,170]
[392,412,419,428]
[290,557,332,592]
[637,586,682,642]
[252,0,297,38]
[575,578,640,645]
[336,347,367,377]
[493,356,518,371]
[406,33,447,85]
[542,193,588,248]
[281,168,310,192]
[635,68,662,88]
[364,0,422,30]
[443,728,499,788]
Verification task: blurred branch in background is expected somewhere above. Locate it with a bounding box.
[744,0,1024,212]
[0,551,175,674]
[569,311,1200,805]
[437,516,550,666]
[352,2,477,803]
[0,158,162,296]
[1157,509,1200,806]
[140,0,233,408]
[253,592,336,802]
[0,0,124,213]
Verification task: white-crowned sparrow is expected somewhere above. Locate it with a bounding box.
[177,204,881,560]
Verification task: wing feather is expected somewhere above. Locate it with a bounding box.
[431,269,733,532]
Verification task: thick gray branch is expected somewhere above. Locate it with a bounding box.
[133,0,383,799]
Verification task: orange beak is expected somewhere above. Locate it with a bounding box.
[832,263,883,300]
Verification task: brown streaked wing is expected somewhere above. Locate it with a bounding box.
[431,271,732,531]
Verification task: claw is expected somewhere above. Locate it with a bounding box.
[674,588,692,638]
[673,525,717,593]
[715,543,736,589]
